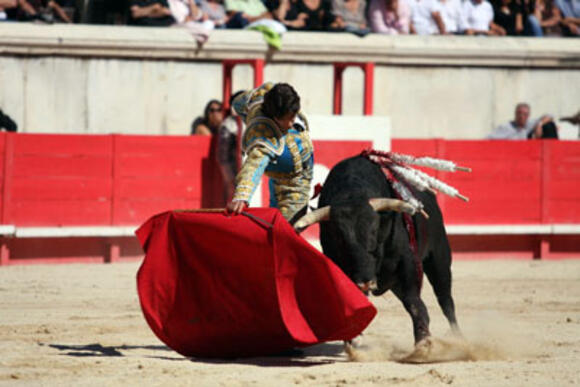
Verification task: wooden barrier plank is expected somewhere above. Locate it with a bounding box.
[112,135,213,224]
[12,133,112,155]
[6,134,114,226]
[544,141,580,223]
[116,178,202,200]
[12,178,112,200]
[9,200,111,225]
[440,141,542,224]
[113,199,202,225]
[12,155,111,177]
[391,139,438,156]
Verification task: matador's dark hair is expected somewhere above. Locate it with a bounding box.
[262,83,300,119]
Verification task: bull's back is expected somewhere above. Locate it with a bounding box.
[319,156,392,207]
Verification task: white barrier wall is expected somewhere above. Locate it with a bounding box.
[1,24,579,139]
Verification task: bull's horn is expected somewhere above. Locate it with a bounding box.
[369,198,417,215]
[293,206,330,232]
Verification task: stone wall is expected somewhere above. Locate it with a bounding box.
[1,23,579,139]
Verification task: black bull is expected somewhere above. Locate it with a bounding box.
[295,155,460,344]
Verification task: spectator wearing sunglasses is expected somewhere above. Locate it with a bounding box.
[191,99,224,136]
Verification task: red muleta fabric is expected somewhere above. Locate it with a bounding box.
[136,208,376,358]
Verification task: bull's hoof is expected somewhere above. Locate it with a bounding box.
[344,341,363,362]
[399,337,434,363]
[348,333,364,349]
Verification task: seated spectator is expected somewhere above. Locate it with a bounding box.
[0,109,17,132]
[200,0,229,27]
[332,0,370,36]
[556,0,580,35]
[463,0,505,35]
[168,0,203,23]
[275,0,338,30]
[129,0,175,26]
[5,0,73,22]
[532,0,562,35]
[191,99,223,136]
[368,0,411,34]
[216,91,245,202]
[493,0,524,35]
[488,103,557,139]
[437,0,467,33]
[0,0,16,21]
[224,0,271,28]
[408,0,446,35]
[168,0,214,42]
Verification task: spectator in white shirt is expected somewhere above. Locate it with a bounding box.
[463,0,505,34]
[438,0,467,33]
[409,0,446,34]
[488,103,555,139]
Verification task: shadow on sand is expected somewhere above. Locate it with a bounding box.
[191,342,345,367]
[44,342,345,367]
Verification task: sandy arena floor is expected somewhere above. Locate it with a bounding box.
[1,259,579,386]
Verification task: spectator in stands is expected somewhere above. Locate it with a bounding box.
[274,0,338,31]
[129,0,175,26]
[168,0,214,42]
[492,0,525,35]
[463,0,506,35]
[200,0,229,27]
[0,0,16,21]
[437,0,467,33]
[408,0,446,35]
[216,91,245,202]
[332,0,371,36]
[556,0,580,35]
[532,0,562,35]
[488,103,557,139]
[169,0,204,23]
[224,0,271,28]
[368,0,411,34]
[0,108,17,132]
[191,99,223,135]
[5,0,73,22]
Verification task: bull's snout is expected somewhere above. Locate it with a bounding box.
[356,281,377,295]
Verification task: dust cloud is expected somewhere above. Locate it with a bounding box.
[347,311,539,363]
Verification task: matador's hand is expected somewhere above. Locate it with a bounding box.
[226,200,248,215]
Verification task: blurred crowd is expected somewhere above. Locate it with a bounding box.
[0,0,579,37]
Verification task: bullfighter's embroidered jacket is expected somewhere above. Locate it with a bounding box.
[231,82,314,221]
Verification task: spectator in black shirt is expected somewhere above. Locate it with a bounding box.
[493,0,524,35]
[129,0,175,26]
[273,0,338,30]
[0,0,17,21]
[5,0,73,22]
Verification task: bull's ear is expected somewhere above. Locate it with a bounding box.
[293,206,331,232]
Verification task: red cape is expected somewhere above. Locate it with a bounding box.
[136,208,376,358]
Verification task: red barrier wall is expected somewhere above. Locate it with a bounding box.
[1,133,579,226]
[0,133,579,264]
[0,133,217,226]
[391,139,580,225]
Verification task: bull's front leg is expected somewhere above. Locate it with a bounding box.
[392,257,431,344]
